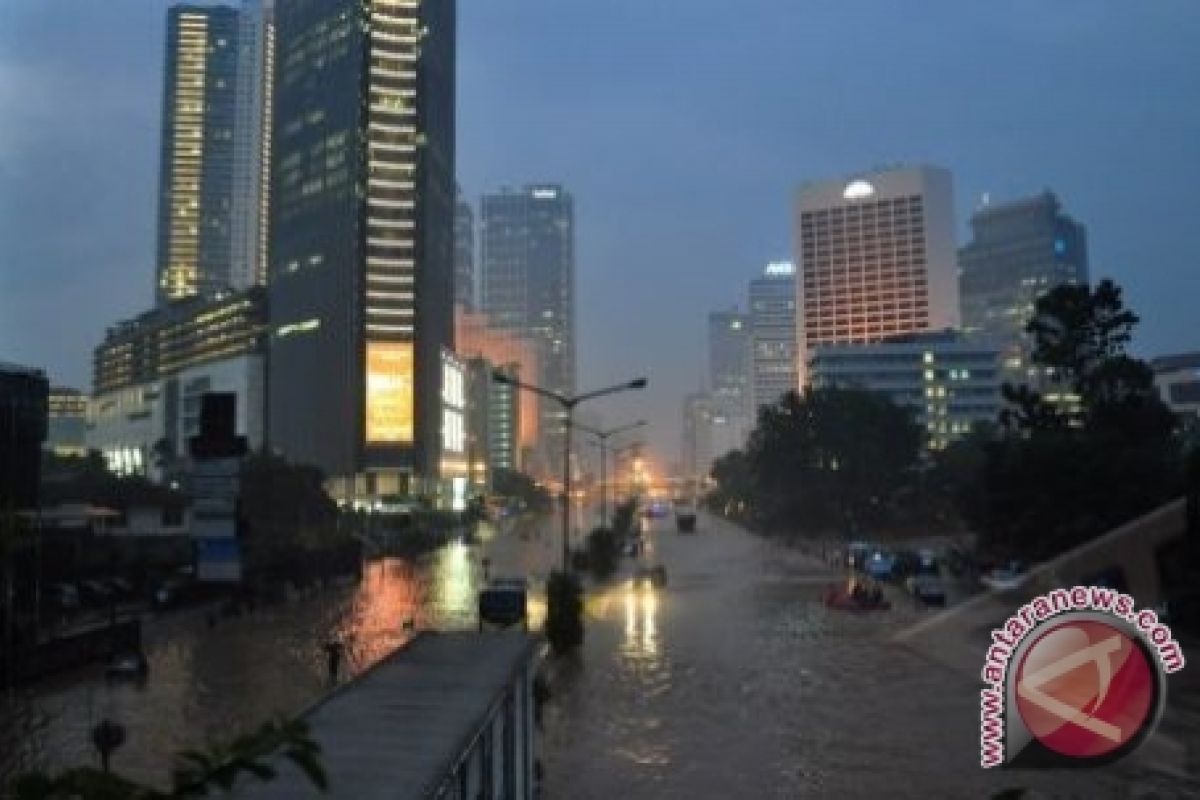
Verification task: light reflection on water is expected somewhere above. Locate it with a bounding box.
[28,546,487,788]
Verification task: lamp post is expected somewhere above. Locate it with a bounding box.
[491,372,647,571]
[577,420,646,529]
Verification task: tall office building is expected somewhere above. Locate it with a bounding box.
[268,0,456,502]
[454,188,475,309]
[708,309,751,441]
[229,0,275,290]
[794,166,960,387]
[156,3,273,303]
[480,185,576,476]
[810,330,1001,450]
[958,191,1089,385]
[749,261,798,415]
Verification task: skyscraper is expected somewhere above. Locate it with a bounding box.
[794,166,960,386]
[267,0,456,502]
[480,185,575,476]
[708,309,751,449]
[749,261,798,415]
[958,191,1089,385]
[454,188,475,308]
[155,4,242,305]
[229,0,274,290]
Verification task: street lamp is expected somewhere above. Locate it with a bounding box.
[492,372,647,571]
[576,419,646,529]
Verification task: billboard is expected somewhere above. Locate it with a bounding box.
[366,342,414,443]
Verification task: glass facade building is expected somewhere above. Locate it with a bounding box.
[155,5,241,304]
[455,187,475,309]
[749,262,798,415]
[267,0,456,501]
[480,185,575,477]
[958,191,1089,387]
[155,2,274,304]
[809,330,1000,450]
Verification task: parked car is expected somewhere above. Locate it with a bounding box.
[864,551,897,581]
[909,554,946,606]
[980,562,1028,592]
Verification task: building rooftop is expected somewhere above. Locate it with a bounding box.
[1151,352,1200,373]
[236,631,536,800]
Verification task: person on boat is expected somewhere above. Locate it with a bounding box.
[850,578,868,603]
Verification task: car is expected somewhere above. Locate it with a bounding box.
[909,555,945,606]
[633,565,667,589]
[864,551,897,581]
[980,563,1028,592]
[479,577,528,628]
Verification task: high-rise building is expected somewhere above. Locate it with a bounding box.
[794,166,960,387]
[455,307,539,463]
[454,188,475,309]
[155,2,274,304]
[681,391,714,481]
[708,309,751,444]
[809,330,1001,450]
[229,0,275,290]
[480,185,575,476]
[267,0,456,503]
[958,191,1089,385]
[749,261,798,415]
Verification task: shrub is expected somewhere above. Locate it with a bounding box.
[545,571,583,655]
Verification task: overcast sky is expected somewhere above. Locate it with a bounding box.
[2,0,1199,466]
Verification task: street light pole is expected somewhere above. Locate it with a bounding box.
[492,373,647,572]
[577,420,646,530]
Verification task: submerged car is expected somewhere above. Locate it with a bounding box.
[863,551,897,581]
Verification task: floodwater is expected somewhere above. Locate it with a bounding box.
[25,540,488,787]
[539,513,1200,799]
[20,509,1200,798]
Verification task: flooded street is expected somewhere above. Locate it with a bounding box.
[540,513,1198,799]
[23,510,1200,798]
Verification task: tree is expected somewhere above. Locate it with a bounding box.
[545,571,583,655]
[710,388,923,536]
[974,280,1182,559]
[10,718,325,799]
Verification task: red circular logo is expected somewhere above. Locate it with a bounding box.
[1014,619,1156,759]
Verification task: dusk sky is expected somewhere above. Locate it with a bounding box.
[2,0,1198,465]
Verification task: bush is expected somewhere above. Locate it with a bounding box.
[545,571,583,655]
[585,527,620,580]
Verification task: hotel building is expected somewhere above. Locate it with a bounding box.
[794,166,960,387]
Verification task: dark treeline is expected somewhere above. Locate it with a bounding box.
[708,279,1195,561]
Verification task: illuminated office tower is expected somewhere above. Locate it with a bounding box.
[229,0,274,290]
[155,5,242,304]
[268,0,456,503]
[480,185,576,477]
[958,191,1089,386]
[793,166,960,386]
[749,261,798,414]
